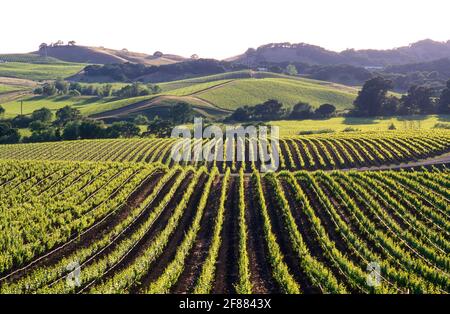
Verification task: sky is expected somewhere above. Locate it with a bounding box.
[1,0,449,59]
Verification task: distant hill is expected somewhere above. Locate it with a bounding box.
[35,45,186,65]
[70,59,242,83]
[230,39,450,67]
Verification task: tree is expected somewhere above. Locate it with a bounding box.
[286,64,298,76]
[42,83,57,96]
[55,106,82,126]
[31,107,52,123]
[353,77,393,116]
[148,84,161,94]
[170,102,194,124]
[33,87,44,95]
[62,121,80,140]
[55,79,69,94]
[191,54,199,60]
[0,122,21,144]
[29,120,49,132]
[228,106,253,122]
[438,80,450,114]
[68,40,76,46]
[0,105,5,118]
[153,51,163,57]
[254,99,285,120]
[38,43,48,51]
[69,82,82,92]
[147,117,174,137]
[399,85,435,115]
[290,102,313,119]
[315,103,336,118]
[79,120,105,139]
[134,114,149,125]
[11,115,32,128]
[25,127,60,143]
[115,83,150,98]
[106,121,140,138]
[99,84,113,97]
[382,96,400,116]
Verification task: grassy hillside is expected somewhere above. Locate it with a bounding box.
[0,62,86,80]
[0,54,64,64]
[1,71,360,121]
[195,77,358,110]
[0,84,23,94]
[0,95,111,117]
[35,45,185,66]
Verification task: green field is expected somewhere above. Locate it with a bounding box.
[0,54,64,64]
[0,62,86,80]
[0,84,23,94]
[0,95,111,117]
[268,115,450,136]
[195,77,358,110]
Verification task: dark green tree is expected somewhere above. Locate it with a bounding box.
[62,121,80,140]
[290,102,313,119]
[170,102,194,124]
[55,106,82,126]
[106,121,140,138]
[353,77,393,116]
[134,114,149,125]
[438,80,450,114]
[78,120,105,139]
[147,117,174,137]
[314,103,336,118]
[31,107,52,123]
[399,85,435,115]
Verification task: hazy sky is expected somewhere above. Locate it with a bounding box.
[1,0,449,59]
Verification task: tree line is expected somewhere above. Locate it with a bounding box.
[226,99,336,122]
[0,101,196,144]
[352,77,450,116]
[33,81,161,99]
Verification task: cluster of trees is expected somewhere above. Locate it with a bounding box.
[227,99,336,122]
[0,100,197,143]
[380,58,450,91]
[352,77,450,116]
[34,81,161,99]
[0,106,142,144]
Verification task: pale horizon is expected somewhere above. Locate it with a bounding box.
[1,0,450,59]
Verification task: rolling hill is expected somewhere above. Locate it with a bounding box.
[0,62,86,81]
[230,39,450,67]
[35,45,186,66]
[0,71,358,121]
[89,71,359,120]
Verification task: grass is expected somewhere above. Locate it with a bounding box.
[79,95,156,116]
[0,95,111,117]
[0,54,64,64]
[158,71,254,91]
[0,84,23,94]
[164,80,232,96]
[0,62,86,81]
[195,77,358,110]
[267,115,450,136]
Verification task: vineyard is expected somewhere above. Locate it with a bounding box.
[0,130,449,172]
[0,159,448,294]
